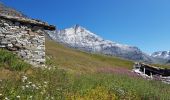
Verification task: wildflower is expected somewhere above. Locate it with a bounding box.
[28,81,32,84]
[25,85,29,88]
[117,88,125,95]
[45,96,49,99]
[35,87,39,90]
[44,81,48,84]
[44,66,48,69]
[38,85,42,89]
[16,95,20,98]
[21,86,25,90]
[56,88,61,91]
[29,96,33,98]
[32,84,36,88]
[22,76,28,82]
[40,92,44,94]
[0,79,2,82]
[51,97,54,100]
[44,85,47,88]
[48,67,51,70]
[0,93,2,96]
[5,97,9,100]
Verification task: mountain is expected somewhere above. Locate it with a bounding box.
[151,51,170,64]
[0,2,26,17]
[151,51,170,59]
[48,25,152,62]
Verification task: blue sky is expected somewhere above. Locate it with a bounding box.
[1,0,170,54]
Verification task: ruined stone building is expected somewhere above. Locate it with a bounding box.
[0,14,55,66]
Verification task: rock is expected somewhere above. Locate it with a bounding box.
[0,14,55,67]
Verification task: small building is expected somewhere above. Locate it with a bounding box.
[0,14,55,67]
[133,62,170,77]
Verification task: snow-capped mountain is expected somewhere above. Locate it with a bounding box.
[48,25,152,62]
[151,51,170,59]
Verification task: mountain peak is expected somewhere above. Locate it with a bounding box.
[151,50,170,59]
[72,24,85,31]
[48,25,152,62]
[73,24,80,29]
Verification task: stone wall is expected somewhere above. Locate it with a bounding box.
[0,18,46,67]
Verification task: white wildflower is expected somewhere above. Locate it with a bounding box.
[35,87,39,90]
[22,76,28,82]
[51,97,54,100]
[38,85,42,88]
[22,86,25,90]
[29,96,33,98]
[28,81,32,84]
[48,67,51,70]
[44,81,48,84]
[40,92,44,94]
[25,85,29,88]
[32,84,36,88]
[16,95,20,98]
[44,85,47,88]
[5,97,9,100]
[0,93,2,96]
[44,66,48,69]
[56,88,61,91]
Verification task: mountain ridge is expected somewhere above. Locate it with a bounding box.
[151,51,170,59]
[48,25,152,62]
[151,51,170,64]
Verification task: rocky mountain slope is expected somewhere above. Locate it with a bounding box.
[151,51,170,59]
[0,2,26,17]
[151,51,170,64]
[48,25,152,62]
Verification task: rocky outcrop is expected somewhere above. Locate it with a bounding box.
[0,14,55,67]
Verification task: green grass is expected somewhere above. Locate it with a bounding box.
[0,66,170,100]
[0,39,170,100]
[46,39,134,73]
[0,49,30,71]
[152,63,170,69]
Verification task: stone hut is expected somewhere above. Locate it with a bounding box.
[0,14,55,67]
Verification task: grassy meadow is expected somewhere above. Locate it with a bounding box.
[0,39,170,100]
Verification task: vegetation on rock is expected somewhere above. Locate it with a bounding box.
[0,49,30,71]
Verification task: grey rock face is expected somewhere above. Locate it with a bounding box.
[151,51,170,59]
[48,25,152,62]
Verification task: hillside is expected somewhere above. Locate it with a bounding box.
[46,38,134,73]
[0,39,170,99]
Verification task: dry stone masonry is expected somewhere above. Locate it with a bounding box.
[0,14,55,67]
